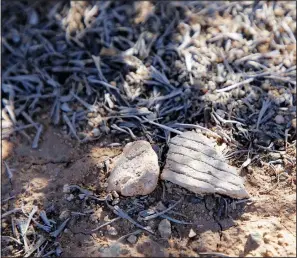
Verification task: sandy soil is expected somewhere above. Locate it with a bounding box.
[1,123,296,257]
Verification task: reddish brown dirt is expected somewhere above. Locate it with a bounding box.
[1,124,296,257]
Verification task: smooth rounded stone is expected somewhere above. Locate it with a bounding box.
[92,128,100,137]
[158,219,171,239]
[61,103,72,112]
[216,109,226,119]
[275,115,285,124]
[107,140,160,196]
[161,131,249,199]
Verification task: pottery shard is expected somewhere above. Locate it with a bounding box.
[107,140,159,196]
[161,131,249,199]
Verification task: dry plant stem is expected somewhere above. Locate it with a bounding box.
[4,161,13,182]
[159,214,193,225]
[256,99,271,130]
[2,235,23,245]
[106,201,154,234]
[143,198,183,221]
[115,229,142,243]
[199,251,231,257]
[1,208,22,219]
[216,78,254,93]
[143,118,182,134]
[22,206,38,237]
[32,124,43,149]
[90,217,121,232]
[2,195,16,203]
[24,235,46,258]
[173,123,222,139]
[50,218,70,238]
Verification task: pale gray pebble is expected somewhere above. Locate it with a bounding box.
[158,219,171,239]
[88,121,94,127]
[63,184,71,193]
[92,128,100,137]
[66,194,75,201]
[216,109,226,119]
[188,229,197,238]
[107,225,118,236]
[275,115,285,124]
[111,190,119,199]
[78,194,86,200]
[127,235,137,244]
[61,103,72,112]
[107,141,159,196]
[111,199,120,205]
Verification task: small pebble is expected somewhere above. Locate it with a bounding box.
[92,128,100,137]
[111,190,119,199]
[66,194,75,201]
[263,234,272,244]
[2,222,8,229]
[268,152,282,160]
[127,235,137,244]
[107,225,118,236]
[59,210,70,220]
[78,194,86,200]
[61,103,72,112]
[156,201,167,211]
[274,8,285,16]
[112,198,120,205]
[247,232,262,249]
[216,109,226,119]
[283,59,291,68]
[275,115,285,124]
[63,184,71,193]
[158,219,171,239]
[188,229,197,238]
[88,121,94,127]
[89,214,98,223]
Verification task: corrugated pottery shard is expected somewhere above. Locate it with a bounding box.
[161,131,249,199]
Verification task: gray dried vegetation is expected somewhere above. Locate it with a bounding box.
[1,0,296,257]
